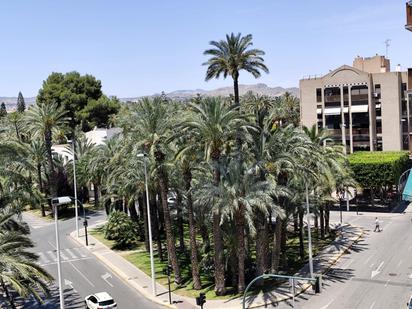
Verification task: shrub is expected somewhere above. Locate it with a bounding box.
[104,211,138,248]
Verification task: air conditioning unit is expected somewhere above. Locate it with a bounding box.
[373,92,379,98]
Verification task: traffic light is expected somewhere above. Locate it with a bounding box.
[196,292,206,307]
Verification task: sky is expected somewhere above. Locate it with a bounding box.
[0,0,410,97]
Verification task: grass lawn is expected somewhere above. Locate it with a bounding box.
[91,226,337,300]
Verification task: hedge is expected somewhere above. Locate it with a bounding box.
[348,151,410,189]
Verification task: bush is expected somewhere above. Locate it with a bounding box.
[104,211,138,249]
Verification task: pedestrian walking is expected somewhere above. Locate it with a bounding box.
[374,217,381,232]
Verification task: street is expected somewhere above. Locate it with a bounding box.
[277,207,412,309]
[19,210,161,309]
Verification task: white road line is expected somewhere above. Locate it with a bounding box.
[397,260,403,268]
[60,251,69,261]
[385,279,390,287]
[69,261,95,287]
[41,257,93,267]
[364,254,373,265]
[38,252,50,264]
[65,248,77,259]
[369,301,376,309]
[47,251,57,261]
[73,247,87,258]
[48,241,56,250]
[320,300,334,309]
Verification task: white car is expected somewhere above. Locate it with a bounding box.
[85,292,117,309]
[408,296,412,309]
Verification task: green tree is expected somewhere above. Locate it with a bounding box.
[24,103,68,198]
[17,92,25,113]
[203,33,269,107]
[0,102,7,117]
[36,71,103,128]
[79,95,121,130]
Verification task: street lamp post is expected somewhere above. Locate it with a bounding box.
[305,183,314,278]
[51,197,71,309]
[137,153,156,296]
[68,139,79,237]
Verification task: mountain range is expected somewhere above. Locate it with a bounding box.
[1,83,298,110]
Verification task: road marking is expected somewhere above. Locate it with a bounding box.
[319,300,334,309]
[38,252,50,264]
[397,260,403,268]
[47,251,57,262]
[64,279,77,293]
[102,272,114,287]
[385,279,390,287]
[60,251,69,261]
[371,261,384,279]
[69,261,95,287]
[364,254,373,265]
[48,241,56,249]
[40,256,93,267]
[369,301,376,309]
[65,248,77,259]
[73,247,87,258]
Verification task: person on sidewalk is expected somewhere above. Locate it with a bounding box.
[374,217,381,232]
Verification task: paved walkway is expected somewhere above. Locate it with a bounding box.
[71,223,363,309]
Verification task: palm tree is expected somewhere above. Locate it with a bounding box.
[180,97,246,295]
[203,33,269,107]
[0,209,52,308]
[25,103,68,198]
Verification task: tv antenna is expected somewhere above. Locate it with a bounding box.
[384,39,391,58]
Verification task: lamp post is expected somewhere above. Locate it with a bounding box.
[67,139,79,237]
[51,197,71,309]
[137,153,156,296]
[305,183,314,279]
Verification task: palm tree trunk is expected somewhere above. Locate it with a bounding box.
[293,212,298,233]
[233,77,240,107]
[184,169,202,290]
[325,203,330,235]
[199,223,210,252]
[235,207,246,293]
[176,191,185,253]
[1,279,16,309]
[314,213,319,236]
[38,163,46,217]
[255,209,269,281]
[271,216,282,272]
[157,171,182,285]
[320,204,325,239]
[298,208,305,261]
[45,129,57,197]
[213,213,226,295]
[93,182,99,208]
[151,193,164,261]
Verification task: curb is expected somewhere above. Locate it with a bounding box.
[70,231,178,309]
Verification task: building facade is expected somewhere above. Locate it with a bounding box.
[300,55,410,153]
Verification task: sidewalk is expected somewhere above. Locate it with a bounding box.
[71,223,363,309]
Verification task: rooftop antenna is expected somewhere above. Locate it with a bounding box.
[384,39,391,58]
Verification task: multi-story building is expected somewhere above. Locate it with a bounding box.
[406,1,412,31]
[300,55,410,153]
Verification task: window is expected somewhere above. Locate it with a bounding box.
[316,88,322,102]
[374,84,381,100]
[402,83,407,99]
[100,300,115,306]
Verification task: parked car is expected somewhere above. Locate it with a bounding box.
[85,292,117,309]
[407,296,412,309]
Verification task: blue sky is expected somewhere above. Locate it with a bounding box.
[0,1,410,97]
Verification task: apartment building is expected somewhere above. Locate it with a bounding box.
[300,55,410,153]
[406,1,412,31]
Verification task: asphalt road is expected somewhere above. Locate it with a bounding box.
[19,210,161,309]
[277,207,412,309]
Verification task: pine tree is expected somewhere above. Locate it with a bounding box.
[17,91,25,113]
[0,102,7,117]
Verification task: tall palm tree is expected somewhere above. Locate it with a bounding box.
[180,97,246,295]
[0,209,52,308]
[25,103,68,197]
[203,33,269,107]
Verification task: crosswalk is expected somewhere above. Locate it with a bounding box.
[36,246,91,266]
[22,212,53,229]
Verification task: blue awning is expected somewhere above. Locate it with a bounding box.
[403,172,412,201]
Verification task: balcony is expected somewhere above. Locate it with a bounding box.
[408,68,412,92]
[407,2,412,31]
